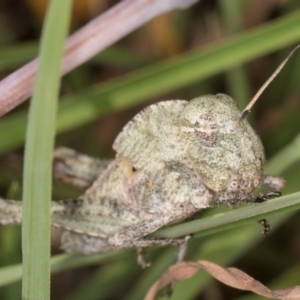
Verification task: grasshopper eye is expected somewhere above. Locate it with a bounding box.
[194,113,219,147]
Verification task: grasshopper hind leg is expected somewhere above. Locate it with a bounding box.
[60,230,112,254]
[53,147,112,189]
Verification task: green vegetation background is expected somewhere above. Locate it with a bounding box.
[0,0,300,299]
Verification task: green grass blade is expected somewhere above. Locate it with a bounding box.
[0,251,125,287]
[218,0,251,108]
[264,134,300,174]
[0,43,152,70]
[1,9,300,154]
[3,189,300,288]
[154,191,300,239]
[21,0,71,299]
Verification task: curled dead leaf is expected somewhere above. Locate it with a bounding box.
[144,260,300,300]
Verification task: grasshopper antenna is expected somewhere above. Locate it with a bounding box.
[234,45,300,128]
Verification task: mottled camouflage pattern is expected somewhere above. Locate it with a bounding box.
[0,95,285,254]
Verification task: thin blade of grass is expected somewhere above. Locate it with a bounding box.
[218,0,251,108]
[0,251,125,287]
[21,0,72,299]
[0,43,153,70]
[264,134,300,175]
[154,191,300,239]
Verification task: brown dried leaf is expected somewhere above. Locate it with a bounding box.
[144,260,300,300]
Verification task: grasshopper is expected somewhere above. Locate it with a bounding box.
[1,46,298,265]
